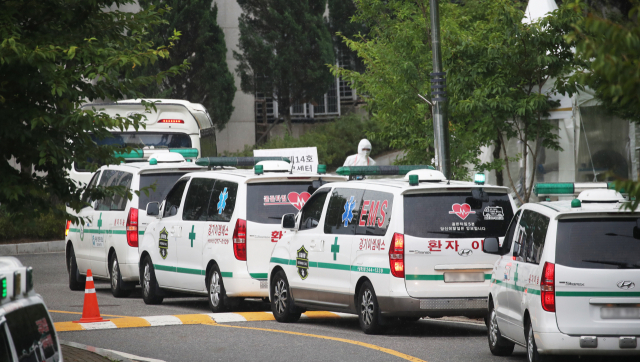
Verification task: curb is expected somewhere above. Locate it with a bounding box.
[55,311,356,332]
[0,240,65,255]
[60,340,136,362]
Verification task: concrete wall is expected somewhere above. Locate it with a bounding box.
[215,0,256,154]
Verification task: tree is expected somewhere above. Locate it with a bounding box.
[137,0,236,130]
[0,0,186,219]
[234,0,336,133]
[327,0,367,73]
[568,2,640,209]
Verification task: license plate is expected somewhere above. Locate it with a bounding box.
[444,272,485,283]
[601,307,640,319]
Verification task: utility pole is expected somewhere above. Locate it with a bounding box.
[429,0,451,179]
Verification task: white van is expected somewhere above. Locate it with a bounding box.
[268,166,517,333]
[66,153,205,297]
[70,99,216,186]
[484,185,640,361]
[1,257,62,362]
[137,158,346,312]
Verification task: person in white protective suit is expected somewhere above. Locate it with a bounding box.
[344,139,376,166]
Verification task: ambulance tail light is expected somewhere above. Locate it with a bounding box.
[126,208,139,247]
[541,262,555,312]
[389,233,405,278]
[65,220,71,237]
[233,218,247,261]
[158,119,184,124]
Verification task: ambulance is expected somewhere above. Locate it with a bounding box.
[1,257,62,362]
[268,166,517,333]
[137,158,346,312]
[70,99,216,186]
[484,183,640,362]
[65,152,205,297]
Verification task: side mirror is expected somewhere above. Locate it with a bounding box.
[483,237,501,255]
[146,202,160,217]
[282,213,297,230]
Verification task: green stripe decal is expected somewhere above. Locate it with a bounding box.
[68,228,144,236]
[250,273,268,279]
[317,262,350,271]
[557,291,640,297]
[270,258,390,275]
[406,274,444,281]
[270,257,289,265]
[154,264,176,272]
[176,267,205,275]
[220,272,233,278]
[350,266,390,274]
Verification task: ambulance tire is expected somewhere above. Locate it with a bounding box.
[488,306,515,356]
[68,246,86,291]
[271,271,301,323]
[358,281,385,335]
[207,266,229,313]
[110,254,132,298]
[526,321,551,362]
[142,256,164,305]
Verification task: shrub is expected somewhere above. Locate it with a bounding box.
[0,205,65,242]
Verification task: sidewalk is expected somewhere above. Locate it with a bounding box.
[61,344,113,362]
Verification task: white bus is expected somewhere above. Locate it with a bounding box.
[70,99,216,185]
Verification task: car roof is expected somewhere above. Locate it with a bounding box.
[525,200,640,219]
[100,161,206,173]
[316,178,511,195]
[82,99,207,112]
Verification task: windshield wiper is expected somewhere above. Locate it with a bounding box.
[582,259,640,269]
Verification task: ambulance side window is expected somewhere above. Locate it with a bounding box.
[355,191,393,236]
[518,210,549,264]
[503,210,522,252]
[81,171,101,206]
[324,188,365,235]
[0,323,12,362]
[182,178,216,221]
[299,189,329,231]
[110,171,133,211]
[163,178,189,217]
[207,180,238,222]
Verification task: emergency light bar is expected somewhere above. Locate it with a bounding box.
[534,182,622,197]
[114,148,199,160]
[195,157,291,167]
[336,165,435,176]
[1,276,6,299]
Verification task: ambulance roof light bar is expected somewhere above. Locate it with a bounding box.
[115,148,199,160]
[534,182,625,197]
[336,165,435,177]
[195,157,291,167]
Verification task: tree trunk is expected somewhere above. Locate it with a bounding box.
[493,138,503,186]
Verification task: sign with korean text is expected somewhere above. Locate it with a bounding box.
[254,147,319,173]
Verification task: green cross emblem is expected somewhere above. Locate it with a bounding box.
[331,237,340,260]
[188,225,196,247]
[97,213,103,231]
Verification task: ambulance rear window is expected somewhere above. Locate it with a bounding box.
[247,182,314,224]
[403,192,514,238]
[139,172,188,211]
[556,218,640,269]
[6,303,59,362]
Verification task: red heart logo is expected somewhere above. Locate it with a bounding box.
[288,192,311,211]
[449,203,476,220]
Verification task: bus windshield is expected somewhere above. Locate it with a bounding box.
[92,132,192,149]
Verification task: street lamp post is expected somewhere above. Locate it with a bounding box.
[429,0,451,179]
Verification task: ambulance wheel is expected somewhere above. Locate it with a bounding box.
[110,254,132,298]
[68,246,86,291]
[207,265,229,313]
[526,321,550,362]
[488,306,514,356]
[358,281,384,334]
[142,256,164,305]
[271,271,301,323]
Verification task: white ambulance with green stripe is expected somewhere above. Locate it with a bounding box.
[268,166,516,334]
[137,158,346,312]
[66,153,205,297]
[484,184,640,361]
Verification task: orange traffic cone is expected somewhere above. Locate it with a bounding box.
[73,269,109,323]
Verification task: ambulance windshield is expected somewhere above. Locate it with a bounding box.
[556,218,640,269]
[246,182,314,224]
[403,192,514,238]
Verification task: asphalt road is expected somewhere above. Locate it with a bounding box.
[15,252,632,362]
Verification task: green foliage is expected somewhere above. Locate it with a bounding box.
[227,114,390,170]
[328,0,367,73]
[0,0,187,221]
[568,1,640,122]
[137,0,236,130]
[234,0,336,132]
[0,205,65,242]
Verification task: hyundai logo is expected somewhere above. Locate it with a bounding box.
[617,281,636,290]
[458,249,473,257]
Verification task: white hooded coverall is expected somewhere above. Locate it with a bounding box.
[344,139,376,166]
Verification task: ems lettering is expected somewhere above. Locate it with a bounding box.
[357,199,389,227]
